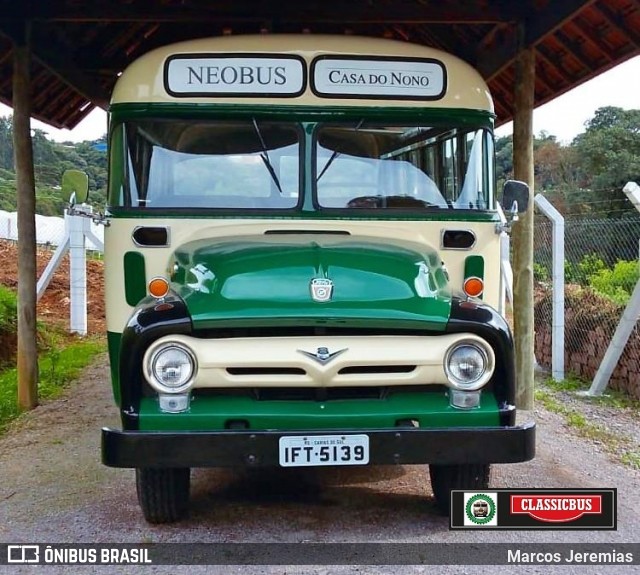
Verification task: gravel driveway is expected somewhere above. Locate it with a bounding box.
[1,356,639,574]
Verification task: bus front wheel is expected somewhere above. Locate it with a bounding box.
[135,467,190,523]
[429,463,491,514]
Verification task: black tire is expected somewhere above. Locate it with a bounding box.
[136,468,190,523]
[429,463,491,515]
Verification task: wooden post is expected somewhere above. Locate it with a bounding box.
[12,27,39,410]
[511,32,535,410]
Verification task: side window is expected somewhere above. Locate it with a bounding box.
[416,130,492,209]
[442,137,458,201]
[455,130,490,209]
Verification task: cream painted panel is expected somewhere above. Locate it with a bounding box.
[105,218,501,333]
[142,333,495,389]
[111,35,492,112]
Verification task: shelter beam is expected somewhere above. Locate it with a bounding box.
[511,26,536,410]
[12,25,39,410]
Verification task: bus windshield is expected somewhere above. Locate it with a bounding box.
[315,123,493,210]
[114,119,493,212]
[120,119,301,209]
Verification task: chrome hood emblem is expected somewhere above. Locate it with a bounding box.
[310,278,334,302]
[297,346,347,365]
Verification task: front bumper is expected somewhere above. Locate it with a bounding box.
[102,421,535,468]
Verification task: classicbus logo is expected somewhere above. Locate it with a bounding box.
[450,489,616,530]
[510,495,602,522]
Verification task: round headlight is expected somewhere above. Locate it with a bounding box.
[445,343,489,389]
[148,344,196,393]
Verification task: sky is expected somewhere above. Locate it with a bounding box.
[0,54,639,144]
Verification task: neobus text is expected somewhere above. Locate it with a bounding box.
[187,65,287,86]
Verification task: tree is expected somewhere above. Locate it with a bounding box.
[572,106,640,216]
[0,116,13,169]
[0,115,107,214]
[495,135,513,188]
[497,132,584,213]
[533,134,583,214]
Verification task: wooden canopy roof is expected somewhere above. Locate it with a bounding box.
[0,0,638,130]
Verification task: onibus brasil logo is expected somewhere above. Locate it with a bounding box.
[464,493,498,526]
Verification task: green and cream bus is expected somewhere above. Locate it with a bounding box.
[100,34,535,523]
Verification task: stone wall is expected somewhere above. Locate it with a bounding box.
[534,285,640,399]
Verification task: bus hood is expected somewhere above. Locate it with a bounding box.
[170,235,452,330]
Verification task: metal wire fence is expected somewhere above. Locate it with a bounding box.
[534,209,640,396]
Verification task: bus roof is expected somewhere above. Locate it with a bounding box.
[111,35,493,113]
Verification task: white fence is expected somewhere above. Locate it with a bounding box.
[0,208,105,335]
[0,209,104,250]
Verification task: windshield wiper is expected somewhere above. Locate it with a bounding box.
[317,119,364,182]
[252,118,284,195]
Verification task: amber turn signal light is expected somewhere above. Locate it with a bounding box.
[149,277,170,299]
[463,276,484,298]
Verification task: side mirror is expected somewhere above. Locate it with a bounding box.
[501,180,530,215]
[62,169,89,206]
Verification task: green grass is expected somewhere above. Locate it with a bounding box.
[565,411,587,428]
[542,375,640,410]
[537,380,640,470]
[0,284,17,333]
[541,375,585,392]
[535,388,569,415]
[0,337,106,433]
[621,452,640,470]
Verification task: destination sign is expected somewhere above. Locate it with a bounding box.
[311,56,446,99]
[164,55,306,97]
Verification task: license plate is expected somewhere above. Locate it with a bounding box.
[279,434,370,467]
